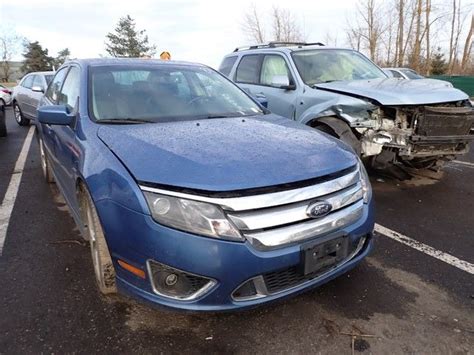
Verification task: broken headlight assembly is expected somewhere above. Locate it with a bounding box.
[142,191,243,241]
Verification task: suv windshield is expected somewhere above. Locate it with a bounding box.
[89,64,263,122]
[292,49,387,85]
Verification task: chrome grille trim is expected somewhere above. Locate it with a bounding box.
[243,201,364,249]
[227,183,363,231]
[139,169,360,212]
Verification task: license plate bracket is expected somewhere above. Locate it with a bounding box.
[301,236,349,275]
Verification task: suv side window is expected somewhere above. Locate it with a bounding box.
[22,75,34,89]
[218,56,238,77]
[45,67,68,103]
[58,66,80,109]
[260,55,292,86]
[235,55,261,84]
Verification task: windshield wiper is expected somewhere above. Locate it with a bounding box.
[97,118,154,124]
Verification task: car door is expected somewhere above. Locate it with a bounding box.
[41,67,69,172]
[28,75,46,119]
[233,54,264,102]
[17,75,34,117]
[51,66,81,203]
[257,54,299,119]
[235,54,299,119]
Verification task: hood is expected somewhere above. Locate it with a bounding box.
[97,115,357,192]
[315,78,468,106]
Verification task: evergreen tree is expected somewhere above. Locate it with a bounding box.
[431,47,448,75]
[105,15,156,58]
[53,48,71,69]
[21,41,53,73]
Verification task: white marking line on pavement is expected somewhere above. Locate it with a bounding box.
[451,160,474,168]
[375,223,474,275]
[0,126,35,256]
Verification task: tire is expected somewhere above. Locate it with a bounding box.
[13,102,30,126]
[82,188,117,295]
[38,138,55,183]
[313,118,361,156]
[0,103,6,137]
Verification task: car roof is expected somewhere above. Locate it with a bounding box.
[68,58,205,68]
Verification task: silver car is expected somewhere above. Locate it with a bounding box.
[12,71,54,126]
[384,67,424,80]
[0,84,12,106]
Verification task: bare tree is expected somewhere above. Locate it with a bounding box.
[271,6,304,42]
[396,0,405,66]
[0,30,22,82]
[241,5,304,44]
[241,3,266,43]
[460,14,473,72]
[425,0,431,74]
[346,0,385,62]
[347,27,363,52]
[411,0,423,71]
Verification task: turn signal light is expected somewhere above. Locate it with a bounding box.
[117,260,146,279]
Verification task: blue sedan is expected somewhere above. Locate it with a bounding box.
[36,59,374,311]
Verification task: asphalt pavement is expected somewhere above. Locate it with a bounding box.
[0,108,473,354]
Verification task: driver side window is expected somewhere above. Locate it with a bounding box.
[260,55,291,87]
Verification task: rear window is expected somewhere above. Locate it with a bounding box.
[218,56,238,77]
[235,55,261,84]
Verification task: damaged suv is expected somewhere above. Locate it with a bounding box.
[220,43,474,175]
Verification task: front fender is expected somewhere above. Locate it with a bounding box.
[298,92,376,127]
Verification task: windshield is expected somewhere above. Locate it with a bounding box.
[401,69,423,79]
[89,64,263,122]
[292,49,387,85]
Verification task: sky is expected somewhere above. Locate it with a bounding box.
[0,0,473,69]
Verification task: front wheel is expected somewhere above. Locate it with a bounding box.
[82,189,117,295]
[14,103,30,126]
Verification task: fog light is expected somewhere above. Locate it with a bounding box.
[147,260,216,300]
[165,273,178,286]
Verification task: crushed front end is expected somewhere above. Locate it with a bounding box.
[356,100,474,170]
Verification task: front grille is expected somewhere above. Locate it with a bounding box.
[263,237,364,293]
[232,235,369,300]
[225,166,364,249]
[416,106,473,137]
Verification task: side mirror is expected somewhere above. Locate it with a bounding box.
[38,105,74,125]
[31,86,44,93]
[270,75,296,90]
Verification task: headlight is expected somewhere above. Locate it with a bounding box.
[143,191,243,241]
[358,159,372,203]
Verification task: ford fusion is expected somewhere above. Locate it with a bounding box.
[36,59,374,311]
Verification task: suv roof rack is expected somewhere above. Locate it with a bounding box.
[233,41,325,52]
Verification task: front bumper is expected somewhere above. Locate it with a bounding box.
[95,198,375,311]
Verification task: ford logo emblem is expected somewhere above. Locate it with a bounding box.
[306,201,332,219]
